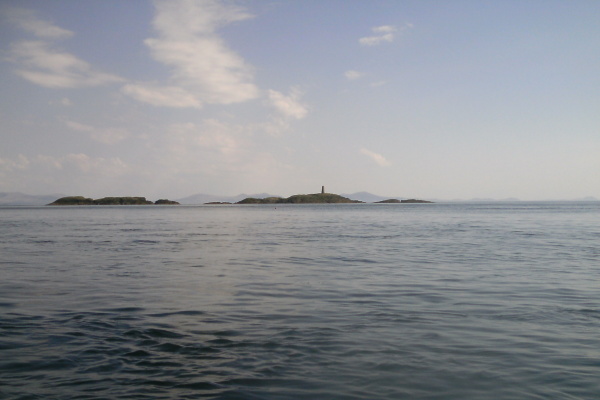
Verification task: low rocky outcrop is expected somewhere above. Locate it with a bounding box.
[48,196,179,205]
[237,193,363,204]
[375,198,433,203]
[154,199,180,205]
[400,199,433,203]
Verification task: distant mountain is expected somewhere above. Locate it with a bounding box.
[342,192,403,203]
[0,192,66,206]
[177,193,279,205]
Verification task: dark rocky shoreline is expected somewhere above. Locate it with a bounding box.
[48,196,179,205]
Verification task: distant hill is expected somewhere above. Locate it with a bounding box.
[0,192,65,206]
[177,193,279,204]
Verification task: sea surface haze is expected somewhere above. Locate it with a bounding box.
[1,202,599,399]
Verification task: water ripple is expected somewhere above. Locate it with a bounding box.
[1,203,599,399]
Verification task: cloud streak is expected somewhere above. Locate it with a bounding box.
[124,0,259,108]
[360,148,391,167]
[359,25,396,46]
[5,8,122,88]
[0,153,130,188]
[344,70,363,80]
[66,121,130,145]
[121,84,203,108]
[358,24,412,46]
[4,7,73,39]
[268,88,308,120]
[155,120,288,188]
[10,40,123,88]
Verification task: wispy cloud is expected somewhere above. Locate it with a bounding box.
[124,0,259,108]
[156,120,287,185]
[360,148,391,167]
[0,153,129,183]
[66,120,130,145]
[359,23,412,46]
[359,25,396,46]
[4,7,73,39]
[268,88,308,120]
[261,88,309,137]
[10,40,123,88]
[65,120,94,133]
[121,84,202,108]
[168,121,241,157]
[344,70,363,80]
[370,80,387,87]
[5,8,122,88]
[0,154,30,172]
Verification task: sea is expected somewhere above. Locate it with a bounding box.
[1,202,599,400]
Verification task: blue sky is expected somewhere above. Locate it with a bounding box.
[1,0,598,200]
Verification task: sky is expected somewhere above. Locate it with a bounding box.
[1,0,599,200]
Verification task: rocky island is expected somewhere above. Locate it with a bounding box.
[237,192,363,204]
[230,187,432,204]
[47,189,431,206]
[48,196,179,205]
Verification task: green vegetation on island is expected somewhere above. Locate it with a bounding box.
[154,199,180,205]
[236,193,363,204]
[48,196,179,206]
[49,196,96,205]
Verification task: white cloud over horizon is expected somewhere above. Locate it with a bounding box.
[121,84,203,108]
[66,121,130,145]
[268,88,308,120]
[344,70,363,80]
[0,153,129,174]
[145,119,291,194]
[9,40,123,88]
[4,6,123,88]
[4,7,73,39]
[358,23,413,46]
[360,148,391,167]
[0,153,131,195]
[359,25,397,46]
[123,0,259,108]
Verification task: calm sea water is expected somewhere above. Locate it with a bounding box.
[1,202,599,399]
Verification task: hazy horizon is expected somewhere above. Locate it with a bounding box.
[1,190,598,206]
[1,1,599,201]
